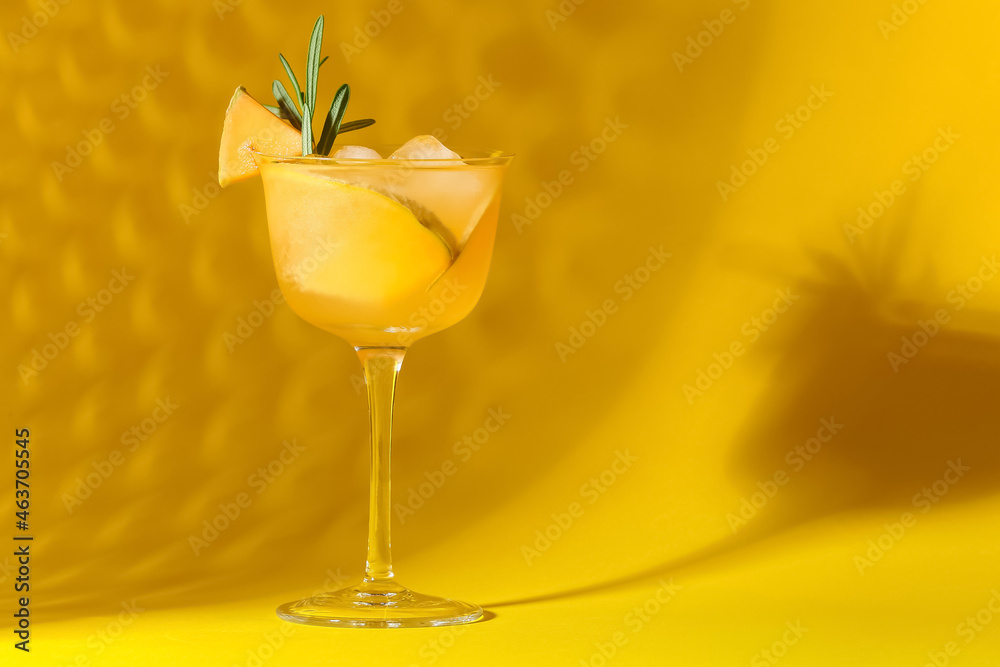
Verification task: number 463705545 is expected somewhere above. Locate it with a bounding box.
[15,428,30,524]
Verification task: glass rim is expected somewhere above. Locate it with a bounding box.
[252,145,514,166]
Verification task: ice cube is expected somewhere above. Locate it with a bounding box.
[404,169,500,248]
[390,135,461,161]
[323,146,389,193]
[330,145,383,159]
[387,137,498,249]
[323,137,496,253]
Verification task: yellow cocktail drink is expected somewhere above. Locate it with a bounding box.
[255,148,508,347]
[217,15,512,627]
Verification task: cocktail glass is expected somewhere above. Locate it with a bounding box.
[253,146,512,628]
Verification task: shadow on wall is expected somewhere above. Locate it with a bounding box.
[726,236,1000,538]
[490,208,1000,608]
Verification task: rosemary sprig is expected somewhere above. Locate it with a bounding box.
[268,15,375,155]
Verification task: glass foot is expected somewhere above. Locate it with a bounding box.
[276,580,483,628]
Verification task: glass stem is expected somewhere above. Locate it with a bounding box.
[356,346,406,586]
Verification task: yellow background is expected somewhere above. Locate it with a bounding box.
[3,0,1000,664]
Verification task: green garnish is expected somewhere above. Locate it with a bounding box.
[278,53,301,103]
[316,84,349,155]
[269,15,375,156]
[338,119,376,133]
[272,79,302,129]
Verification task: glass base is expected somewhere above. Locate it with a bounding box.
[276,580,483,628]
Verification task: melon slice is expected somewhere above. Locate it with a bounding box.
[218,86,301,187]
[259,166,453,306]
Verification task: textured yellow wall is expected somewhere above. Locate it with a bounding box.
[3,0,1000,664]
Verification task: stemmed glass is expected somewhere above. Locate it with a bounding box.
[253,147,512,627]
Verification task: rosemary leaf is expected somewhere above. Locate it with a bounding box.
[317,84,350,155]
[301,104,313,155]
[305,16,324,117]
[278,53,302,109]
[338,119,376,134]
[272,80,302,129]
